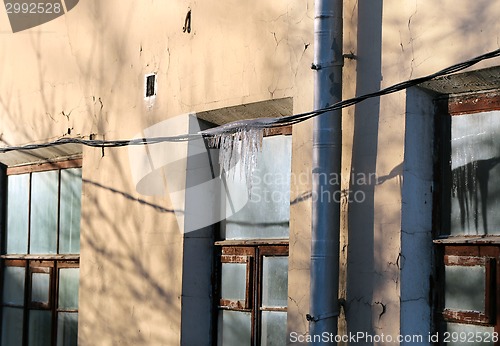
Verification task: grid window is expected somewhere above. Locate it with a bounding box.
[434,93,500,342]
[216,245,288,346]
[1,160,82,346]
[215,132,291,345]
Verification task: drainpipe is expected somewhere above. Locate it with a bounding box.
[309,0,343,344]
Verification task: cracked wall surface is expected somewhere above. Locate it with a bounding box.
[1,0,500,344]
[0,0,313,345]
[339,0,500,344]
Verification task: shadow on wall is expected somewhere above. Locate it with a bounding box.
[1,3,182,342]
[0,0,312,344]
[79,149,183,345]
[345,0,383,339]
[83,178,179,214]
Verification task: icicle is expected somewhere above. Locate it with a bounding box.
[207,126,264,196]
[202,118,282,196]
[240,128,264,193]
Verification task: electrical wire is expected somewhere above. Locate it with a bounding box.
[0,134,198,153]
[1,48,499,154]
[228,47,500,128]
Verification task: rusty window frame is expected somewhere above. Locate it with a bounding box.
[215,244,288,345]
[55,260,79,315]
[28,260,54,310]
[433,91,500,339]
[1,259,27,311]
[6,159,82,176]
[0,160,82,346]
[2,159,82,257]
[258,245,288,318]
[219,253,253,311]
[1,258,81,345]
[440,255,495,325]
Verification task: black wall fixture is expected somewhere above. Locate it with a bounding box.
[183,8,192,33]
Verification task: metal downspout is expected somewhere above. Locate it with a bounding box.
[309,0,343,344]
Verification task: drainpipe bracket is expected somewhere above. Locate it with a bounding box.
[311,63,322,70]
[343,53,357,60]
[306,311,340,323]
[311,60,344,70]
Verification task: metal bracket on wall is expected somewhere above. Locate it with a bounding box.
[183,9,192,33]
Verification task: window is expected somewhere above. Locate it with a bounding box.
[216,245,288,345]
[0,160,82,346]
[215,132,291,346]
[434,92,500,341]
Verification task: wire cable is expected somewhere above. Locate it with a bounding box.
[1,48,499,154]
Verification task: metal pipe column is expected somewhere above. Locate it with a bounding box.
[309,0,343,344]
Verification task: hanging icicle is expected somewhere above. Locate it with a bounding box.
[207,126,265,195]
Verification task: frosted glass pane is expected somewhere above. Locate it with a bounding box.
[57,312,78,346]
[58,268,79,309]
[59,169,82,254]
[1,307,23,346]
[262,257,288,307]
[221,263,246,301]
[30,171,58,254]
[445,265,485,312]
[6,174,29,254]
[445,322,494,345]
[449,111,500,235]
[29,310,52,346]
[224,136,291,239]
[261,311,287,346]
[217,310,251,346]
[3,266,25,306]
[31,273,50,304]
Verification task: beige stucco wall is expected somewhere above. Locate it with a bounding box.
[0,0,314,345]
[79,146,184,344]
[1,0,500,344]
[339,0,500,342]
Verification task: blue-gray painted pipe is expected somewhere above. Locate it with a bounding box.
[310,0,343,343]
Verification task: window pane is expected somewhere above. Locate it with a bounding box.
[224,136,291,239]
[217,310,251,346]
[444,322,494,345]
[29,310,52,346]
[58,268,79,310]
[221,263,246,301]
[30,171,58,254]
[1,307,24,346]
[261,311,287,346]
[445,265,485,312]
[3,266,25,306]
[31,273,50,304]
[449,111,500,235]
[6,174,29,254]
[262,256,288,307]
[59,169,82,254]
[57,312,78,346]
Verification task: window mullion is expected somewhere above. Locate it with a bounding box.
[22,195,30,346]
[252,247,261,346]
[51,261,58,346]
[22,260,28,346]
[27,173,32,255]
[56,170,61,256]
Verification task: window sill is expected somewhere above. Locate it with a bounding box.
[1,254,80,260]
[215,239,289,246]
[433,235,500,245]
